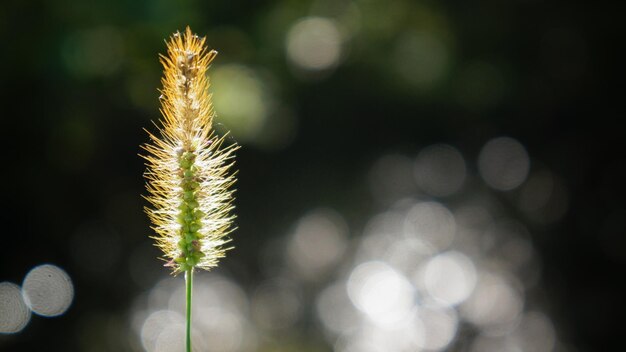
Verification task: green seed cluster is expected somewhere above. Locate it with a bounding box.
[175,150,205,271]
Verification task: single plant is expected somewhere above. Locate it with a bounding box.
[141,26,238,352]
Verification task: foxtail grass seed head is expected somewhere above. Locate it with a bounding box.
[142,27,238,275]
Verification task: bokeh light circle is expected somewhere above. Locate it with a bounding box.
[478,137,530,191]
[286,208,348,281]
[423,251,477,306]
[141,310,185,352]
[22,264,74,317]
[347,261,415,327]
[404,201,456,250]
[211,64,269,144]
[460,272,523,330]
[316,281,360,335]
[416,305,459,351]
[414,144,466,197]
[393,31,450,89]
[512,311,556,352]
[0,282,31,334]
[286,17,342,71]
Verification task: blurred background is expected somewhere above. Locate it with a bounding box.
[1,0,624,351]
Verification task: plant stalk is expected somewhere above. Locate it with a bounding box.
[185,268,193,352]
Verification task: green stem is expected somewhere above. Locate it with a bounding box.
[185,268,193,352]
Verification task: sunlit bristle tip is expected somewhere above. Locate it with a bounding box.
[142,27,238,275]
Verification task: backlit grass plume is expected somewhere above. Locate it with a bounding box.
[142,27,238,275]
[142,27,238,352]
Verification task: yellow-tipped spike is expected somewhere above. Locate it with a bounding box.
[141,27,238,275]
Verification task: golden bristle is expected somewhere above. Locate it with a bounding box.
[142,27,238,274]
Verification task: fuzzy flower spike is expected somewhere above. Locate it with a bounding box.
[142,27,238,275]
